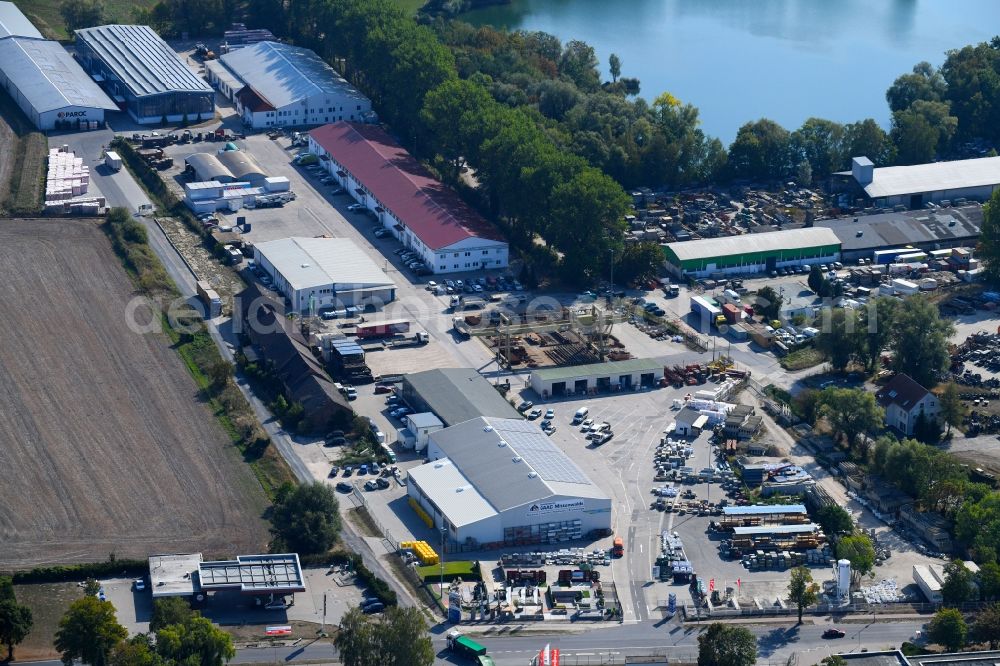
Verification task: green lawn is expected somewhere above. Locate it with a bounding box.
[12,0,153,39]
[394,0,426,15]
[779,347,827,371]
[416,560,478,582]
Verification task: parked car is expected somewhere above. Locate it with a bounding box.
[517,400,534,412]
[376,477,391,489]
[543,425,557,436]
[328,465,340,478]
[544,409,555,419]
[347,203,365,212]
[374,384,394,394]
[527,408,542,420]
[362,601,384,614]
[358,464,368,475]
[579,418,594,431]
[133,578,146,592]
[364,480,378,491]
[343,466,353,476]
[336,482,353,493]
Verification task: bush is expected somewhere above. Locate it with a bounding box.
[10,558,147,584]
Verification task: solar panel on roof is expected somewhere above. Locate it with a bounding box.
[496,421,590,484]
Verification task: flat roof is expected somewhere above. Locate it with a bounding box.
[530,357,663,383]
[76,24,213,98]
[732,523,819,536]
[0,1,42,39]
[256,237,394,292]
[408,458,498,527]
[428,417,609,513]
[845,156,1000,198]
[148,553,203,597]
[817,204,983,251]
[198,553,305,594]
[665,227,841,262]
[204,58,243,93]
[407,412,443,429]
[218,41,368,109]
[0,38,118,114]
[309,122,505,251]
[723,504,807,516]
[404,368,521,426]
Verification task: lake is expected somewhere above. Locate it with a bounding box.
[461,0,1000,144]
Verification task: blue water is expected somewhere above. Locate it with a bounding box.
[461,0,1000,143]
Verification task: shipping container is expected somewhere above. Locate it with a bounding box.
[196,280,222,318]
[356,319,410,339]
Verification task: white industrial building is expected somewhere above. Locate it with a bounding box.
[842,155,1000,209]
[253,237,395,313]
[309,122,508,275]
[183,177,290,213]
[407,417,612,546]
[206,41,373,129]
[529,358,664,398]
[396,412,444,452]
[0,4,118,130]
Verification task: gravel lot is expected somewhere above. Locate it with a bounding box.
[0,219,269,568]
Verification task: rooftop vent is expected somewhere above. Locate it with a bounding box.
[528,472,538,478]
[483,426,493,432]
[301,263,310,268]
[498,440,508,448]
[512,456,522,463]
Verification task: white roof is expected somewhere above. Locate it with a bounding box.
[407,412,443,429]
[665,227,841,262]
[205,58,243,92]
[148,552,202,597]
[408,458,498,528]
[856,156,1000,198]
[0,38,118,113]
[218,41,368,109]
[0,1,42,39]
[255,237,394,292]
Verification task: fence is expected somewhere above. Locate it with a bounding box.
[674,599,990,619]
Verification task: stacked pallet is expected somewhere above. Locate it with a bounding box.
[45,148,90,202]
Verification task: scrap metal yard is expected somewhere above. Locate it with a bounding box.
[0,219,269,568]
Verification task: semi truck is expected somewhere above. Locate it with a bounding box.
[446,631,488,660]
[196,280,222,318]
[690,296,723,329]
[355,319,410,339]
[452,317,471,339]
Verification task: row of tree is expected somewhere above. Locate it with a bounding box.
[54,593,233,666]
[812,293,955,388]
[927,603,1000,653]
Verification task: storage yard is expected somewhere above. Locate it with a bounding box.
[0,219,268,568]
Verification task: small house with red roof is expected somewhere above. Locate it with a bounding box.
[308,122,508,275]
[875,373,939,436]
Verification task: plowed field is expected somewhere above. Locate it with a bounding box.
[0,219,268,568]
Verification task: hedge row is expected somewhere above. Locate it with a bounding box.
[10,559,148,584]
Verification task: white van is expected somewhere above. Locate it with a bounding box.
[572,407,590,424]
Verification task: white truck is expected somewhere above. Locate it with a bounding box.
[104,151,122,171]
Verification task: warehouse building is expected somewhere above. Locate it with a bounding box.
[529,358,664,398]
[817,204,983,262]
[309,122,508,274]
[663,227,842,278]
[148,552,305,604]
[838,155,1000,209]
[407,417,612,546]
[0,1,42,39]
[206,41,373,129]
[0,37,117,130]
[75,24,214,124]
[401,368,521,426]
[185,148,269,186]
[185,152,234,183]
[253,237,395,313]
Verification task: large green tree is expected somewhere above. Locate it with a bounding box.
[0,599,33,661]
[928,607,968,652]
[791,117,845,180]
[814,504,853,537]
[941,41,1000,143]
[271,482,343,554]
[815,308,864,372]
[60,0,106,32]
[943,560,978,605]
[980,189,1000,284]
[787,567,819,623]
[697,623,757,666]
[860,297,899,372]
[155,615,234,666]
[837,534,876,584]
[753,286,783,321]
[889,295,955,388]
[817,387,884,454]
[726,119,792,181]
[886,62,947,112]
[150,597,194,632]
[335,607,433,666]
[54,596,128,666]
[975,603,1000,649]
[842,119,895,166]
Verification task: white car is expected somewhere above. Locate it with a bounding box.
[579,418,594,431]
[426,281,438,290]
[347,203,365,211]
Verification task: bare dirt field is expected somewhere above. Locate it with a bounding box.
[0,219,269,568]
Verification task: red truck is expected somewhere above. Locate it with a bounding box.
[356,319,410,339]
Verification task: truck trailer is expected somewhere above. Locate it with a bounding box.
[355,319,410,339]
[104,151,122,171]
[196,280,222,318]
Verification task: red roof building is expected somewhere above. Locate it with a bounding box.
[308,122,508,275]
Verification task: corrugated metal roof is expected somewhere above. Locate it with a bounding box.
[722,504,807,516]
[408,459,498,527]
[855,156,1000,198]
[530,357,663,383]
[218,41,368,109]
[818,204,983,251]
[255,237,394,292]
[428,417,608,513]
[0,1,42,40]
[75,24,212,98]
[185,153,233,181]
[404,368,521,426]
[309,122,506,250]
[204,58,243,93]
[665,227,841,262]
[732,523,819,535]
[0,37,117,113]
[216,149,265,180]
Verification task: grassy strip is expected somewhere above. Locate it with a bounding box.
[779,346,827,371]
[0,89,46,216]
[415,560,479,582]
[8,558,147,583]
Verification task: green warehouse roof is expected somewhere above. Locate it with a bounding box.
[531,358,663,383]
[664,227,841,262]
